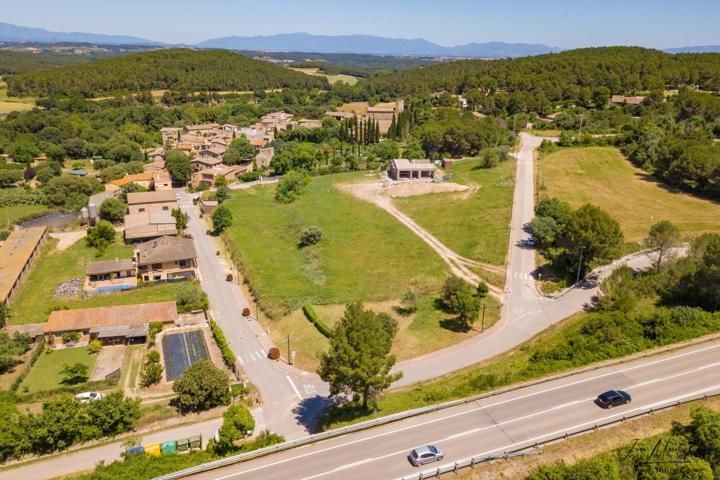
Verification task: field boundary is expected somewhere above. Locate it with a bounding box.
[152,332,720,480]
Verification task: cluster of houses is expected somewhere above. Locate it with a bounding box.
[325,100,405,134]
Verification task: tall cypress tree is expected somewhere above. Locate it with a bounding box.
[388,116,396,140]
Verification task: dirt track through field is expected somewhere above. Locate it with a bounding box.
[338,180,504,298]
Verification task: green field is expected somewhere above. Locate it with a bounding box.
[0,84,36,114]
[538,147,720,242]
[272,295,500,371]
[20,347,97,393]
[394,157,516,265]
[224,172,448,314]
[8,236,181,324]
[289,67,358,85]
[0,204,49,229]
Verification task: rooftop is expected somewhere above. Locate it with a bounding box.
[390,159,436,171]
[86,258,135,276]
[136,235,197,265]
[127,190,177,205]
[110,172,153,188]
[0,226,47,303]
[44,301,177,333]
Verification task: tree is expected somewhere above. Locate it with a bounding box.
[275,169,310,204]
[141,354,163,387]
[211,205,233,235]
[215,184,231,204]
[85,392,141,437]
[298,227,322,248]
[216,404,255,450]
[171,208,189,233]
[597,266,637,313]
[60,363,89,385]
[0,304,7,329]
[476,281,489,298]
[86,220,116,253]
[99,198,126,223]
[645,221,680,271]
[223,137,255,165]
[176,282,209,312]
[561,204,624,276]
[318,302,402,409]
[165,149,192,184]
[106,144,138,163]
[43,176,101,210]
[0,169,22,187]
[441,276,481,330]
[172,360,230,412]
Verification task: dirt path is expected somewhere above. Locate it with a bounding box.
[49,230,86,251]
[338,181,503,298]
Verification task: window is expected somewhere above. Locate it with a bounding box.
[154,275,161,281]
[163,206,169,211]
[179,260,189,268]
[139,208,145,213]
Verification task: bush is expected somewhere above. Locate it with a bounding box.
[88,340,103,354]
[173,360,230,412]
[226,273,234,282]
[302,305,333,338]
[146,350,161,363]
[275,169,310,204]
[10,341,44,392]
[147,321,164,345]
[62,331,80,344]
[241,307,251,317]
[267,347,280,360]
[176,282,209,312]
[141,359,163,387]
[298,226,323,248]
[230,383,248,399]
[209,318,237,368]
[216,404,255,450]
[240,171,261,182]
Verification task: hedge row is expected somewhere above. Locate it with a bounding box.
[209,318,237,368]
[10,340,44,391]
[302,305,333,338]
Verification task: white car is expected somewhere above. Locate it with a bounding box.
[75,391,104,403]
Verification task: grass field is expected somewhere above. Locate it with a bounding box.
[394,157,516,265]
[538,147,720,242]
[224,172,448,315]
[20,347,97,394]
[289,67,358,85]
[8,236,182,324]
[271,296,500,371]
[0,204,49,229]
[0,84,36,114]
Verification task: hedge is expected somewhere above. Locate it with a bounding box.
[209,318,237,367]
[10,340,45,391]
[302,305,334,339]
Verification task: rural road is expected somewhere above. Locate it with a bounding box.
[179,191,330,439]
[181,338,720,480]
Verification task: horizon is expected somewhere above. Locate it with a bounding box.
[2,0,719,49]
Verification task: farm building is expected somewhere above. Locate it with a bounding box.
[388,159,437,180]
[0,226,48,305]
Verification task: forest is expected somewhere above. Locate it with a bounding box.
[0,50,90,76]
[6,48,329,97]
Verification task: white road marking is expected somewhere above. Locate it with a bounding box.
[256,349,265,360]
[237,355,245,365]
[304,384,317,396]
[209,344,720,479]
[286,375,302,401]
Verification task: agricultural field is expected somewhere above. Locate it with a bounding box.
[538,147,720,242]
[7,236,182,324]
[223,172,448,316]
[394,157,516,266]
[0,81,36,115]
[289,67,358,85]
[19,347,97,394]
[271,295,500,371]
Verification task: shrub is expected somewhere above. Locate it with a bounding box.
[298,226,323,248]
[147,321,164,345]
[176,283,209,312]
[62,331,80,344]
[141,360,163,387]
[216,404,255,450]
[267,347,280,360]
[275,169,310,204]
[302,305,333,338]
[88,340,103,354]
[226,273,234,282]
[10,341,44,392]
[209,318,237,368]
[146,350,161,363]
[241,307,251,317]
[240,171,261,182]
[230,383,248,399]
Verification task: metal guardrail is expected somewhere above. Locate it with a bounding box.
[398,391,720,480]
[153,333,720,480]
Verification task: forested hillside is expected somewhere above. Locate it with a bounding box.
[0,50,89,75]
[6,48,328,97]
[364,47,720,101]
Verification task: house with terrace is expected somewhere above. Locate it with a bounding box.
[84,258,137,296]
[135,235,198,283]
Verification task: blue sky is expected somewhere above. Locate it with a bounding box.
[3,0,718,48]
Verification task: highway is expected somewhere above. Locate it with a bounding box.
[185,339,720,480]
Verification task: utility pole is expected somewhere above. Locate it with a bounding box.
[287,334,292,365]
[576,246,585,285]
[481,303,486,333]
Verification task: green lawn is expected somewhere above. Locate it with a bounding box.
[0,204,49,229]
[19,347,97,394]
[394,157,516,265]
[271,295,501,372]
[224,172,448,314]
[538,147,720,242]
[8,236,181,324]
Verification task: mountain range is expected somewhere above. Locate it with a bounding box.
[1,22,719,58]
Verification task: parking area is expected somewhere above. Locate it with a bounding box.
[162,330,209,381]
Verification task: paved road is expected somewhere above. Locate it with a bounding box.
[0,417,224,480]
[179,192,329,439]
[186,339,720,480]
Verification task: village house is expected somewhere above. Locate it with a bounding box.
[295,118,323,129]
[259,111,294,132]
[0,226,48,306]
[127,190,177,215]
[184,123,220,137]
[106,172,154,192]
[610,95,646,105]
[84,258,137,296]
[198,146,226,160]
[387,158,437,180]
[143,158,166,174]
[255,147,274,170]
[44,302,177,346]
[135,236,198,283]
[324,111,354,120]
[160,127,182,146]
[124,211,177,242]
[199,199,218,214]
[188,164,245,189]
[191,156,223,172]
[146,147,165,162]
[367,99,405,134]
[152,170,172,190]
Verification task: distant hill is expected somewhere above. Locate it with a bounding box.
[665,45,720,54]
[0,50,90,75]
[0,22,159,46]
[197,33,561,58]
[6,48,328,97]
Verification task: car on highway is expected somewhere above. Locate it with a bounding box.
[75,391,104,403]
[408,445,444,466]
[525,236,537,247]
[596,390,631,408]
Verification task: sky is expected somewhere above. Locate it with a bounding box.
[2,0,719,49]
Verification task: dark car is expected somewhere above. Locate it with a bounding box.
[596,390,631,409]
[408,444,444,466]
